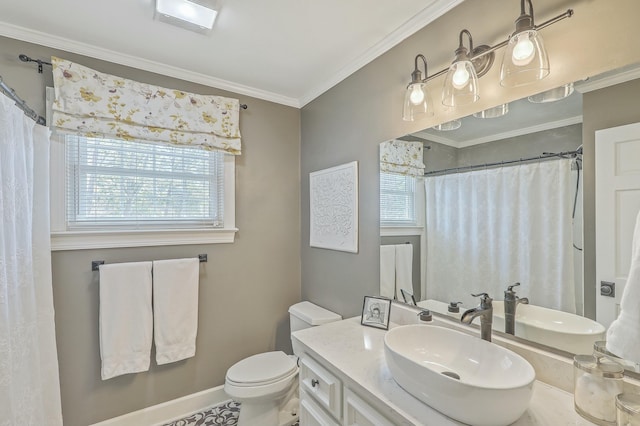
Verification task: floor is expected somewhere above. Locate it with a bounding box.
[162,400,299,426]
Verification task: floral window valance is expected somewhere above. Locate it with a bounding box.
[51,57,242,155]
[380,140,425,176]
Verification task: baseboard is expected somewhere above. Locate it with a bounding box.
[90,385,230,426]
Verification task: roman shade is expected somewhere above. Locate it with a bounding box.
[380,140,425,176]
[50,57,242,155]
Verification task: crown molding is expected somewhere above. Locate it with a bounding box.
[0,21,301,108]
[1,1,463,109]
[575,63,640,94]
[298,0,464,107]
[415,115,583,148]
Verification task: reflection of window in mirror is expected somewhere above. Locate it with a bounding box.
[380,172,417,227]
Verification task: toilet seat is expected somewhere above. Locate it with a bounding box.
[226,351,297,387]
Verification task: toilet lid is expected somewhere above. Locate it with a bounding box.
[226,351,297,386]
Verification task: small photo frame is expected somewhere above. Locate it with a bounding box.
[361,296,392,330]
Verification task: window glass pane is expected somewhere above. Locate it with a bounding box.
[66,135,224,229]
[380,172,416,226]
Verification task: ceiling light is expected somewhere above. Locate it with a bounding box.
[527,83,574,103]
[432,119,461,131]
[155,0,218,33]
[442,30,484,107]
[473,103,509,119]
[403,54,434,121]
[500,0,550,87]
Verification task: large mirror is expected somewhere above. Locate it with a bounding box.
[379,64,640,370]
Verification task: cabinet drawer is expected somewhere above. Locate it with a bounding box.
[344,388,394,426]
[299,355,342,419]
[300,390,340,426]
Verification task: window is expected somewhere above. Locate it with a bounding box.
[50,134,237,250]
[380,171,417,226]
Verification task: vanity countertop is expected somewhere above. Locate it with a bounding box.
[292,317,597,425]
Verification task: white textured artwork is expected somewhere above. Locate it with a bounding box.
[310,161,358,253]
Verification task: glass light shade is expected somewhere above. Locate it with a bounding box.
[403,83,433,121]
[528,83,574,103]
[432,119,461,131]
[500,29,549,87]
[442,60,479,107]
[473,103,509,119]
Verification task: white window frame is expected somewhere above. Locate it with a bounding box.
[47,90,237,250]
[379,172,424,235]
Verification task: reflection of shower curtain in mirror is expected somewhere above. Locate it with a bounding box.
[424,158,576,313]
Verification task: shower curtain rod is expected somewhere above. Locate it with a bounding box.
[0,75,46,125]
[424,148,583,176]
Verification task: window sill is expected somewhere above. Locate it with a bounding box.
[51,228,238,251]
[380,226,424,237]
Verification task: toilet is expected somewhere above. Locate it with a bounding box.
[224,301,342,426]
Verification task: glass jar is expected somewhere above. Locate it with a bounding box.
[574,354,624,425]
[616,393,640,426]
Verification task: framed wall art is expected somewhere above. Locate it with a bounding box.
[309,161,358,253]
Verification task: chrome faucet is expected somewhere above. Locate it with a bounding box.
[461,293,493,342]
[504,282,529,335]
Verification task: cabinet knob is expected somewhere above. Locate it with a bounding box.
[311,378,319,387]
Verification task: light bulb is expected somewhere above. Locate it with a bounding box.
[451,63,470,89]
[409,85,425,105]
[178,2,197,19]
[512,32,535,66]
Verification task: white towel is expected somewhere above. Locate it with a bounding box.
[395,244,414,300]
[153,258,200,365]
[380,245,396,299]
[99,261,153,380]
[606,210,640,364]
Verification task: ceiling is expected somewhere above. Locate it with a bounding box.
[0,0,463,107]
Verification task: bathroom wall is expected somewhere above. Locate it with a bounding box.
[0,36,301,426]
[301,0,640,319]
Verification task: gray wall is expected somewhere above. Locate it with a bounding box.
[582,78,640,320]
[0,36,301,426]
[457,124,582,167]
[301,0,640,320]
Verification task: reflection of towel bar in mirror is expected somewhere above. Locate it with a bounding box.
[91,254,208,271]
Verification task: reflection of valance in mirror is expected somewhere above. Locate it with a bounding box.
[51,57,242,155]
[380,140,425,177]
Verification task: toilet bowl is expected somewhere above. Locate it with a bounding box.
[224,301,341,426]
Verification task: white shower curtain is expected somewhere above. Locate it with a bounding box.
[0,94,63,424]
[424,158,576,313]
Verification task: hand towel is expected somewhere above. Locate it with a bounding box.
[380,245,396,299]
[395,244,414,300]
[606,209,640,364]
[99,261,153,380]
[153,258,200,365]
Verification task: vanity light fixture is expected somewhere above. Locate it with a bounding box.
[155,0,218,33]
[527,82,574,103]
[473,103,509,119]
[401,2,573,121]
[402,54,434,121]
[442,30,493,107]
[432,119,462,131]
[500,0,551,87]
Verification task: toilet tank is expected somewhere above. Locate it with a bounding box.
[289,301,341,333]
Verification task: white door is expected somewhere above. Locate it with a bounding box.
[595,122,640,327]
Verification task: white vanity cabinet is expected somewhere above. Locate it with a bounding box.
[298,353,394,426]
[343,388,395,426]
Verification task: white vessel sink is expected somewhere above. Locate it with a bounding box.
[384,324,535,426]
[492,301,606,354]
